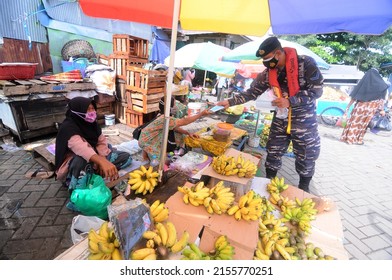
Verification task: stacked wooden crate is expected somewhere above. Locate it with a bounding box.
[125,66,167,127]
[106,34,150,125]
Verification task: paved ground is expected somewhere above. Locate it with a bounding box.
[1,101,392,260]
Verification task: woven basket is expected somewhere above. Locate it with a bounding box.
[61,40,96,61]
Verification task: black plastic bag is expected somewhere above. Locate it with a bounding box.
[369,112,392,131]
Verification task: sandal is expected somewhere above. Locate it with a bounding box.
[25,168,55,179]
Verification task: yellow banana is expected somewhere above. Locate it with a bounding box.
[151,202,164,217]
[143,230,157,240]
[165,221,177,248]
[143,253,157,260]
[98,221,110,240]
[111,248,123,260]
[150,200,160,213]
[275,243,291,260]
[156,222,168,246]
[255,249,270,260]
[131,248,156,260]
[98,242,115,254]
[145,166,153,178]
[88,252,105,260]
[227,205,240,216]
[214,235,227,249]
[238,195,249,208]
[234,209,242,221]
[170,231,189,253]
[150,171,159,178]
[153,208,169,222]
[88,239,100,254]
[88,229,107,243]
[146,239,155,248]
[140,165,148,174]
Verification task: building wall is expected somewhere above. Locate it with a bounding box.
[0,38,52,75]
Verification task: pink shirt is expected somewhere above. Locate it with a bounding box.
[56,134,110,180]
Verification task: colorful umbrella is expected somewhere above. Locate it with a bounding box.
[80,0,392,36]
[163,42,236,77]
[79,0,392,172]
[222,38,330,70]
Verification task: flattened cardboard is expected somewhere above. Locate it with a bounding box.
[165,191,211,243]
[165,182,259,260]
[251,177,348,259]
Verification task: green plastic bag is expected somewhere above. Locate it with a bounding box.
[70,174,112,220]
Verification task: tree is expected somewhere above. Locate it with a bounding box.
[280,27,392,77]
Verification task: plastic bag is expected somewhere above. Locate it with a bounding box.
[255,89,276,110]
[108,198,152,260]
[70,174,112,220]
[369,112,392,131]
[70,215,105,244]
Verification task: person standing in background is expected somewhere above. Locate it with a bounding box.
[182,68,195,90]
[340,68,389,145]
[214,75,228,101]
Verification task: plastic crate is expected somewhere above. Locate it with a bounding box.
[0,63,37,80]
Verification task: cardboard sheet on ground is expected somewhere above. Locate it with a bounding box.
[165,183,259,260]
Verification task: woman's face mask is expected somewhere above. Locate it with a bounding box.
[71,110,97,123]
[263,51,279,69]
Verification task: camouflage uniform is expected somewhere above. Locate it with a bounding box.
[228,55,323,179]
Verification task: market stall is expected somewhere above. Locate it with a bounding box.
[55,146,348,261]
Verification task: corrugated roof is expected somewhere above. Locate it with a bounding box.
[0,0,47,43]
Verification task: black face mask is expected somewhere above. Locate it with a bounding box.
[263,54,279,69]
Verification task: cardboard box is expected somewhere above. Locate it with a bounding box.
[202,148,261,200]
[165,186,259,260]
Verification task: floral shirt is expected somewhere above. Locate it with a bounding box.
[138,115,182,160]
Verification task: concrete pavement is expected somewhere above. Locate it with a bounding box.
[1,105,392,260]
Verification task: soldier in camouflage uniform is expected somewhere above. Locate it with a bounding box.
[217,37,323,192]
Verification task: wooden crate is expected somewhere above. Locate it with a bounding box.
[112,34,149,58]
[114,101,127,124]
[126,109,143,128]
[97,53,110,66]
[109,55,148,80]
[109,54,128,80]
[126,109,156,128]
[126,66,167,95]
[126,90,163,114]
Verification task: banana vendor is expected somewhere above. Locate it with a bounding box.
[217,37,324,193]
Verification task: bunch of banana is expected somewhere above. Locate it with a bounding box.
[178,182,211,207]
[266,176,289,194]
[204,181,235,214]
[128,165,159,195]
[258,212,289,240]
[254,240,270,260]
[295,197,318,216]
[269,192,296,211]
[87,221,122,260]
[281,206,315,235]
[211,154,257,178]
[181,243,210,260]
[211,235,235,260]
[227,190,262,221]
[149,200,169,223]
[142,223,190,254]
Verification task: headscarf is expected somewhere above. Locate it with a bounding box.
[55,97,101,170]
[350,68,388,102]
